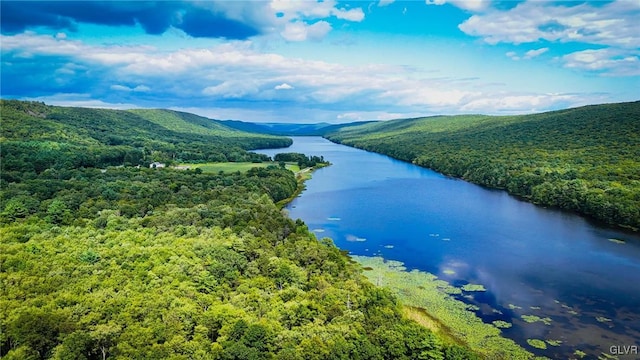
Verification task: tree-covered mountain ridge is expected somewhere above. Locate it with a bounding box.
[326,101,640,231]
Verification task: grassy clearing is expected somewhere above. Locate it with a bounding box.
[179,162,299,173]
[354,256,533,360]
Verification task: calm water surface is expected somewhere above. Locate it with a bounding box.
[257,137,640,359]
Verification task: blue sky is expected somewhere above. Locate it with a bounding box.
[1,0,638,123]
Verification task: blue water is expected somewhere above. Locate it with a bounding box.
[256,136,640,359]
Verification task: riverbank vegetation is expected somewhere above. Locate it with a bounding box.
[354,256,533,359]
[326,101,640,230]
[1,100,480,359]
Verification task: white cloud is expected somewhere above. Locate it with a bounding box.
[523,48,549,59]
[281,20,332,42]
[332,7,365,22]
[459,0,640,48]
[275,83,294,90]
[133,85,151,92]
[266,0,364,41]
[110,84,151,92]
[378,0,395,7]
[460,93,580,113]
[459,1,640,77]
[111,85,131,92]
[563,48,640,77]
[426,0,490,12]
[505,51,520,61]
[507,48,548,61]
[202,80,261,98]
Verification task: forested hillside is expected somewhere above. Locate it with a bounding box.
[326,101,640,230]
[0,100,481,359]
[0,100,291,179]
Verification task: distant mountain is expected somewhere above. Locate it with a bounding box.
[220,120,378,136]
[325,101,640,230]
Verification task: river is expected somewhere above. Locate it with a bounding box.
[256,136,640,359]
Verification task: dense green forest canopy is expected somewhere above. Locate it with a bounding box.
[0,100,481,359]
[326,101,640,230]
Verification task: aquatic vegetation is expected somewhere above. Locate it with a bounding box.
[568,310,579,315]
[608,238,625,244]
[530,306,541,310]
[527,339,547,350]
[492,320,513,329]
[355,256,533,359]
[599,353,618,359]
[461,283,486,292]
[546,339,562,346]
[521,315,552,325]
[595,316,612,323]
[508,303,522,310]
[574,349,587,358]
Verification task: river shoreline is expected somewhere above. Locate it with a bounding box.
[256,136,640,359]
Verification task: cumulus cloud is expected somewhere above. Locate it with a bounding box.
[459,0,640,48]
[523,48,549,59]
[281,20,332,42]
[332,7,365,22]
[275,83,294,90]
[563,48,640,77]
[506,51,520,61]
[459,0,640,77]
[507,48,549,61]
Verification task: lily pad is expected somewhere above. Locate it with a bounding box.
[527,339,547,350]
[492,320,512,329]
[461,283,486,292]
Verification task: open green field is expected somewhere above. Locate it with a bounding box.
[180,162,300,173]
